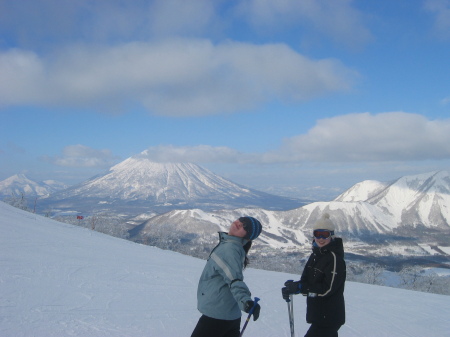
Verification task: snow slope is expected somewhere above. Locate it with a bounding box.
[1,201,449,337]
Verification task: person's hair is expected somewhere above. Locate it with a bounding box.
[243,240,252,269]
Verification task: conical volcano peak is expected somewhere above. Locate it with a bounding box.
[38,152,304,215]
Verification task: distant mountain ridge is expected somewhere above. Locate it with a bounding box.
[336,170,450,229]
[131,170,450,266]
[3,165,449,267]
[0,174,67,199]
[37,150,306,215]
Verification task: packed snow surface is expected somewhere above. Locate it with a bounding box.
[1,201,449,337]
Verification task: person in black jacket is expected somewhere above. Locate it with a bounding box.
[282,213,346,337]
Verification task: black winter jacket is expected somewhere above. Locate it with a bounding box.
[300,238,346,327]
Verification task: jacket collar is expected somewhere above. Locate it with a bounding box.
[312,237,344,256]
[219,231,248,246]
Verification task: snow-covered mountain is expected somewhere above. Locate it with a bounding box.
[2,201,449,337]
[131,171,450,265]
[334,179,389,202]
[39,150,305,215]
[367,170,450,228]
[330,170,450,230]
[0,174,67,199]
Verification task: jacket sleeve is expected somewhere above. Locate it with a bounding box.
[210,246,252,311]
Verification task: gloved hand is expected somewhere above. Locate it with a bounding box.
[244,300,261,321]
[282,279,302,300]
[281,286,291,301]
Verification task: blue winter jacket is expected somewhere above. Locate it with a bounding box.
[196,232,252,320]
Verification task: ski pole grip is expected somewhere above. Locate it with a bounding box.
[249,297,260,315]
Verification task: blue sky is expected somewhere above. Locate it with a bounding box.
[1,0,450,199]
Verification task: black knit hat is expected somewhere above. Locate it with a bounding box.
[239,216,262,240]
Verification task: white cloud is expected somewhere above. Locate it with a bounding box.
[0,40,356,116]
[0,0,219,47]
[236,0,373,48]
[134,112,450,165]
[1,0,371,49]
[138,145,257,164]
[424,0,450,39]
[42,145,119,168]
[0,50,45,105]
[265,112,450,163]
[147,0,217,37]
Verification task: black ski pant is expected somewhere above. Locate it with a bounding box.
[191,314,241,337]
[304,323,341,337]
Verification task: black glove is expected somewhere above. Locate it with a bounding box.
[244,300,261,321]
[281,286,291,301]
[282,280,302,300]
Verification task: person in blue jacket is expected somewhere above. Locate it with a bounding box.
[282,213,346,337]
[190,216,263,337]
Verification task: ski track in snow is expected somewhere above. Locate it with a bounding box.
[1,201,449,337]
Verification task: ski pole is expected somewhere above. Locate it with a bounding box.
[286,294,295,337]
[239,297,260,337]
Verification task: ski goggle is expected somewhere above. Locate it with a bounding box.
[313,229,334,239]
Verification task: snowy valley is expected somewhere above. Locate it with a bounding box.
[1,201,449,337]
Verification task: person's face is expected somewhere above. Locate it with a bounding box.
[313,229,332,247]
[314,236,331,248]
[228,219,247,238]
